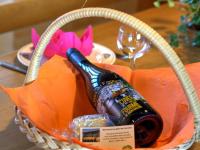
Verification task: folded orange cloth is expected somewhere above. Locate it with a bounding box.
[1,55,197,149]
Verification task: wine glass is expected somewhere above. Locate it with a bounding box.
[117,26,151,69]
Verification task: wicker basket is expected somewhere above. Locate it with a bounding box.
[14,8,200,149]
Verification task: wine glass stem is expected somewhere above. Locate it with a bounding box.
[130,57,136,70]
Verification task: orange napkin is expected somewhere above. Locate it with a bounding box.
[1,55,198,149]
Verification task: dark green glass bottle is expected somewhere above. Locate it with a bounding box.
[66,48,163,147]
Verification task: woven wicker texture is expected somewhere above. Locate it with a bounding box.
[15,8,200,149]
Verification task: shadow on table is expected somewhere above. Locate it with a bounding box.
[0,118,36,150]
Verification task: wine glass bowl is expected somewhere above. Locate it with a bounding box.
[117,26,151,68]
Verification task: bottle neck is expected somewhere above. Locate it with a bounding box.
[66,48,102,77]
[66,48,88,67]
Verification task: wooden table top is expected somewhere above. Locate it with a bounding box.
[0,4,200,150]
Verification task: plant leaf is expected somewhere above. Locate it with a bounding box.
[153,1,160,7]
[192,31,200,47]
[167,0,175,7]
[169,33,179,47]
[178,24,187,33]
[192,14,200,25]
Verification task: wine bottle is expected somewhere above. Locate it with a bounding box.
[66,48,163,147]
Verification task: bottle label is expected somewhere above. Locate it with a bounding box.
[119,95,142,117]
[96,80,143,118]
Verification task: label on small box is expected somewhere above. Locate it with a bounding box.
[80,125,135,150]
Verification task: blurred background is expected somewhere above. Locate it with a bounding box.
[0,0,154,55]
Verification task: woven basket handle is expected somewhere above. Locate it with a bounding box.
[24,8,200,141]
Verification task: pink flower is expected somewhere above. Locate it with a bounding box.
[31,26,93,59]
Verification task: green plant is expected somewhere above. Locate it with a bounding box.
[154,0,200,47]
[154,0,175,7]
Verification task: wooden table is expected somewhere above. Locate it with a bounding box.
[0,5,200,150]
[0,0,153,33]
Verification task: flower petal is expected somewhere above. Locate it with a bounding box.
[31,26,94,59]
[58,32,82,57]
[45,43,60,58]
[44,30,66,58]
[31,28,40,49]
[80,25,93,56]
